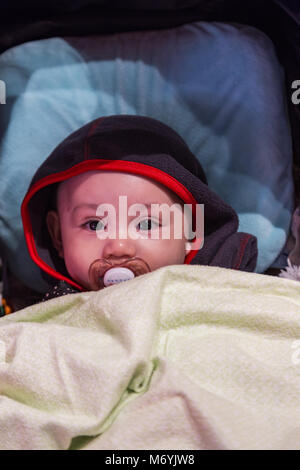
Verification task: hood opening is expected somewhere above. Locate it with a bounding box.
[22,158,205,291]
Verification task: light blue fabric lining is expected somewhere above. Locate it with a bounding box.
[0,22,294,291]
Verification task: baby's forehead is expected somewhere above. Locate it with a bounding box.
[57,170,184,208]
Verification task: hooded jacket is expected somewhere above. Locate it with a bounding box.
[21,115,258,296]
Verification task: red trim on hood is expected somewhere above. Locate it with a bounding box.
[21,159,203,290]
[233,234,252,270]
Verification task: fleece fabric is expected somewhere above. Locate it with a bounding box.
[0,264,300,450]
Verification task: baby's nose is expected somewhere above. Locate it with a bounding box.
[101,237,136,259]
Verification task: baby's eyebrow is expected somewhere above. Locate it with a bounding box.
[71,203,99,213]
[71,202,152,218]
[71,202,163,213]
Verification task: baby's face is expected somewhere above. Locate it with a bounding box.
[47,170,192,290]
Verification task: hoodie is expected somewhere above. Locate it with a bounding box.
[21,115,258,299]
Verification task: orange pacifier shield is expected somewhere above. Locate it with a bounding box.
[88,257,151,290]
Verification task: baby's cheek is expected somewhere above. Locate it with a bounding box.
[170,239,187,262]
[63,238,97,280]
[146,238,185,269]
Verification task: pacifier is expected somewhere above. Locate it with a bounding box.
[103,267,135,286]
[88,257,151,290]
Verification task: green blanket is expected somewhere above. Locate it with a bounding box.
[1,265,300,450]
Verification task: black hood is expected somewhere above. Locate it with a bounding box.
[21,115,257,291]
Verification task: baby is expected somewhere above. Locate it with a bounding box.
[46,169,195,294]
[21,115,258,301]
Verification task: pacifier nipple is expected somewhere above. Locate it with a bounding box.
[103,267,135,286]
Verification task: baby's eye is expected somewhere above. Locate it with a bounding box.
[83,220,106,231]
[138,218,160,231]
